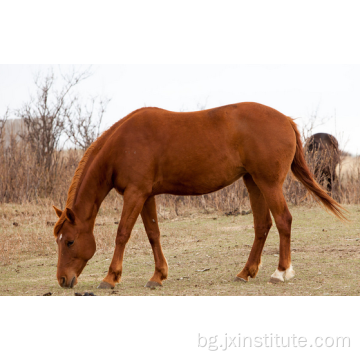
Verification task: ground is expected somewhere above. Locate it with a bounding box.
[0,202,359,296]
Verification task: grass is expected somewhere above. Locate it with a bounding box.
[0,201,359,296]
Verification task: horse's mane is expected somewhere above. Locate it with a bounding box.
[54,108,146,236]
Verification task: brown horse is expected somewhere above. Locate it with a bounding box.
[305,133,340,193]
[53,102,346,289]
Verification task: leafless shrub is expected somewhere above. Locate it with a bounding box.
[0,136,82,204]
[0,67,112,203]
[65,96,110,150]
[16,68,92,170]
[299,104,331,141]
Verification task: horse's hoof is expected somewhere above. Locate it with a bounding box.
[234,276,247,282]
[268,277,283,284]
[97,281,114,289]
[145,281,162,288]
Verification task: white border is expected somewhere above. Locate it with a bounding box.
[1,1,360,358]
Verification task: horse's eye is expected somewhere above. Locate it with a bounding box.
[67,241,74,248]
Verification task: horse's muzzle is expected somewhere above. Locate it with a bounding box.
[59,276,77,288]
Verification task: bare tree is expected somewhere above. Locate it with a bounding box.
[16,67,92,171]
[65,96,110,150]
[300,104,331,142]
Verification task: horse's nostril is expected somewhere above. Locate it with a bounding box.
[60,277,66,286]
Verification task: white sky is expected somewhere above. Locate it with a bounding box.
[1,64,360,154]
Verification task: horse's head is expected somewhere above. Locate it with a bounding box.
[53,206,96,288]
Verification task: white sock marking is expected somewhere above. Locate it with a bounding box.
[271,269,285,282]
[271,264,295,282]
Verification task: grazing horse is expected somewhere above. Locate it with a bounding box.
[53,102,346,289]
[305,133,340,193]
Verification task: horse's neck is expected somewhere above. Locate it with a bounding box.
[72,157,113,226]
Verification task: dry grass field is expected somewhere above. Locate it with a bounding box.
[1,200,359,296]
[337,156,360,178]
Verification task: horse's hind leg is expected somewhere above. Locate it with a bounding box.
[141,196,168,288]
[235,174,272,282]
[98,187,147,289]
[256,182,295,284]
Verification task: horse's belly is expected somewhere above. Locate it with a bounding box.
[154,165,247,196]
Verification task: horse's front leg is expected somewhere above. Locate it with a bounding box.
[98,188,147,289]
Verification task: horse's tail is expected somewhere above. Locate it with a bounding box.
[287,117,348,221]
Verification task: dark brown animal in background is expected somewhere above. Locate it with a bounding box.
[305,133,340,193]
[53,102,346,290]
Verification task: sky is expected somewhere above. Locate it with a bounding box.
[1,64,360,154]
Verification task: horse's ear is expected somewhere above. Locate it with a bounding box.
[53,206,63,218]
[65,208,76,224]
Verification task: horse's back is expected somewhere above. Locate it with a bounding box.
[306,133,339,151]
[106,102,297,195]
